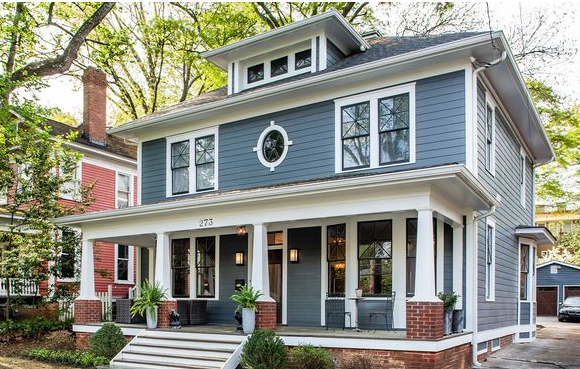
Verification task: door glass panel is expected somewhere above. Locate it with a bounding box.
[268,249,283,324]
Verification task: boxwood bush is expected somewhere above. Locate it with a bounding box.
[240,329,287,369]
[290,344,334,369]
[25,348,109,367]
[89,323,127,359]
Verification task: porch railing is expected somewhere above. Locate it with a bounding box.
[0,278,39,297]
[58,285,114,322]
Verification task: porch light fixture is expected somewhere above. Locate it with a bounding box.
[236,226,247,236]
[235,251,245,266]
[289,248,299,263]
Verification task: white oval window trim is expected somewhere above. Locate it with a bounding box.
[253,121,293,172]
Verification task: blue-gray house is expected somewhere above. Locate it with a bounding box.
[537,260,580,317]
[58,10,556,369]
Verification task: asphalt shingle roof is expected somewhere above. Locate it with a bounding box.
[124,32,485,126]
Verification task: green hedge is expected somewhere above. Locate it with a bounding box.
[0,317,73,340]
[25,348,109,367]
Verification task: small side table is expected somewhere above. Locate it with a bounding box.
[347,296,365,331]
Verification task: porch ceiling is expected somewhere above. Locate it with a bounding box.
[96,233,156,248]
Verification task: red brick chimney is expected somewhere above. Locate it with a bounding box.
[82,67,107,146]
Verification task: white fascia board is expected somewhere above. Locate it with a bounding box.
[56,164,496,227]
[515,227,557,246]
[538,260,580,272]
[109,34,492,137]
[64,141,137,167]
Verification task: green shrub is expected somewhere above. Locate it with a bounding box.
[89,323,127,359]
[26,348,109,367]
[339,354,373,369]
[240,329,287,369]
[41,330,76,351]
[0,317,73,342]
[290,345,334,369]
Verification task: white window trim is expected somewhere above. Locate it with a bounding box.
[114,244,135,284]
[165,127,219,198]
[484,92,497,176]
[56,228,81,283]
[485,218,496,302]
[115,171,134,209]
[491,338,501,352]
[0,188,7,205]
[334,83,416,174]
[60,161,82,201]
[241,40,314,91]
[253,121,293,171]
[520,147,526,208]
[518,238,535,303]
[191,235,220,301]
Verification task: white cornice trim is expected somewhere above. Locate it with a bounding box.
[64,141,137,166]
[537,260,580,272]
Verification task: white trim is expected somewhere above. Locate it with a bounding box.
[334,83,416,173]
[81,156,137,176]
[73,324,144,337]
[466,67,477,177]
[114,244,135,284]
[538,260,580,272]
[60,161,82,201]
[520,147,526,208]
[64,141,137,166]
[252,121,293,171]
[491,337,501,352]
[319,33,328,70]
[56,227,82,283]
[191,234,220,300]
[485,218,496,302]
[165,126,219,198]
[476,341,488,355]
[476,324,533,343]
[115,171,134,209]
[281,228,288,325]
[436,219,444,294]
[137,141,142,206]
[518,239,534,303]
[484,92,497,176]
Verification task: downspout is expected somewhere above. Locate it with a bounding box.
[470,50,506,369]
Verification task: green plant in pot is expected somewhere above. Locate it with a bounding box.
[438,291,459,336]
[130,280,167,329]
[230,285,263,334]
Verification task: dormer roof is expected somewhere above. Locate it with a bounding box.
[201,9,370,70]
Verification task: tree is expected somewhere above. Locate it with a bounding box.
[539,226,580,267]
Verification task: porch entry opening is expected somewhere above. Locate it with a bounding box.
[268,231,283,324]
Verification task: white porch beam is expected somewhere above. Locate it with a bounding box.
[154,232,172,298]
[410,209,438,302]
[78,240,97,300]
[453,224,464,309]
[251,224,274,301]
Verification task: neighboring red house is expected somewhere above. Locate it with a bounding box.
[0,68,139,301]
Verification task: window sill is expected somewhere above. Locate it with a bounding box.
[337,159,413,174]
[57,278,78,283]
[114,280,134,285]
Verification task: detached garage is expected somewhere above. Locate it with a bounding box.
[537,261,580,316]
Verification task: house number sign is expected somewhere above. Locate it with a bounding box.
[199,218,214,228]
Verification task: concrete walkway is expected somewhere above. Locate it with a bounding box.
[484,317,580,368]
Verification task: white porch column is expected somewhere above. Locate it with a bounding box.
[392,214,407,328]
[251,223,274,301]
[410,209,438,302]
[436,219,444,294]
[155,232,172,297]
[78,239,97,300]
[453,224,464,309]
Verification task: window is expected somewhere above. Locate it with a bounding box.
[520,150,526,207]
[268,231,283,246]
[196,236,216,297]
[485,220,496,301]
[195,136,215,191]
[115,244,131,282]
[327,224,346,295]
[295,49,311,70]
[247,63,264,83]
[485,97,496,174]
[336,85,415,172]
[271,56,288,77]
[406,218,437,297]
[378,95,410,164]
[262,130,285,163]
[61,164,81,201]
[358,220,392,296]
[520,244,530,300]
[116,173,131,208]
[172,238,190,297]
[58,229,79,281]
[0,187,6,205]
[171,140,190,195]
[254,122,293,171]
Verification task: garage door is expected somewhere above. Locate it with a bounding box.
[537,287,558,316]
[565,286,580,300]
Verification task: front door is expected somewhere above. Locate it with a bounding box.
[268,249,283,324]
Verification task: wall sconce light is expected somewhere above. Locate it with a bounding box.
[289,248,299,263]
[235,251,245,266]
[236,226,247,236]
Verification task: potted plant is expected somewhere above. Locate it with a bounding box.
[437,291,459,336]
[130,280,167,329]
[230,285,263,334]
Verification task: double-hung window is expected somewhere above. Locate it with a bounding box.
[58,228,79,281]
[172,238,190,297]
[115,244,132,283]
[336,84,415,172]
[196,236,216,297]
[485,95,496,175]
[61,164,81,201]
[327,224,346,295]
[116,172,132,208]
[358,220,392,297]
[485,219,496,301]
[168,129,217,196]
[520,244,530,300]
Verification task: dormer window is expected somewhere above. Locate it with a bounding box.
[271,56,288,77]
[248,63,264,84]
[295,49,312,70]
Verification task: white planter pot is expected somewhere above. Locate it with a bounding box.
[146,306,158,329]
[242,308,256,334]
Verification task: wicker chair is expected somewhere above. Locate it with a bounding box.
[115,299,145,324]
[188,300,207,325]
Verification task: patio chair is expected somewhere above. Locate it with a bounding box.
[361,291,396,331]
[115,299,145,324]
[188,300,208,325]
[325,292,351,330]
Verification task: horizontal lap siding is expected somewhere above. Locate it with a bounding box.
[537,264,580,304]
[140,71,466,203]
[476,82,534,332]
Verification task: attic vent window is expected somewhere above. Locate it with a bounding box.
[248,63,264,84]
[253,121,293,172]
[295,49,312,70]
[271,56,288,77]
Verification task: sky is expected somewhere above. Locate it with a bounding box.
[35,1,580,124]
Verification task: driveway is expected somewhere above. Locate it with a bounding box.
[484,316,580,368]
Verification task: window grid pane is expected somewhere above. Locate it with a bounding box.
[379,95,410,164]
[117,244,129,281]
[327,224,346,294]
[358,220,393,296]
[248,63,264,83]
[342,102,371,169]
[295,49,312,70]
[271,56,288,77]
[196,236,216,297]
[195,136,215,191]
[171,141,190,195]
[172,239,190,298]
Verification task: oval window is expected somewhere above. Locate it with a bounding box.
[262,130,285,163]
[253,121,293,172]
